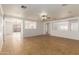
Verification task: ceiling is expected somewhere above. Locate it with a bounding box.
[2,4,79,21]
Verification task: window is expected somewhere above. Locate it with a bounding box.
[53,21,68,31]
[53,23,58,30]
[71,22,78,32]
[59,22,68,31]
[25,21,36,29]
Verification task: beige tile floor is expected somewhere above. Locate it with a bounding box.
[0,35,79,55]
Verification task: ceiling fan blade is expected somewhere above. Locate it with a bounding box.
[47,17,51,19]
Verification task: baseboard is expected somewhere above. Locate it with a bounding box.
[24,34,46,38]
[49,33,79,40]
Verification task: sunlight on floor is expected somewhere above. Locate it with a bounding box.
[13,32,22,40]
[12,32,23,47]
[0,32,23,54]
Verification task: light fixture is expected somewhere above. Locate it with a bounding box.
[62,4,68,6]
[21,5,27,9]
[40,11,48,21]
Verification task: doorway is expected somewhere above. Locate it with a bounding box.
[4,17,23,41]
[45,22,49,35]
[2,17,23,53]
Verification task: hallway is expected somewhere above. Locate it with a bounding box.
[0,35,79,55]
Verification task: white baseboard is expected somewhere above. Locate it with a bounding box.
[49,31,79,40]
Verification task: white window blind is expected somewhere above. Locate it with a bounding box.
[25,21,36,29]
[53,21,68,31]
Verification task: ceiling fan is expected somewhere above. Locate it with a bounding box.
[40,11,51,21]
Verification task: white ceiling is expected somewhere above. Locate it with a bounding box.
[2,4,79,21]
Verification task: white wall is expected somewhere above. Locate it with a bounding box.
[48,17,79,40]
[3,16,79,40]
[23,21,44,37]
[43,21,52,35]
[4,17,23,40]
[4,16,44,38]
[0,5,3,51]
[4,21,13,35]
[0,15,3,51]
